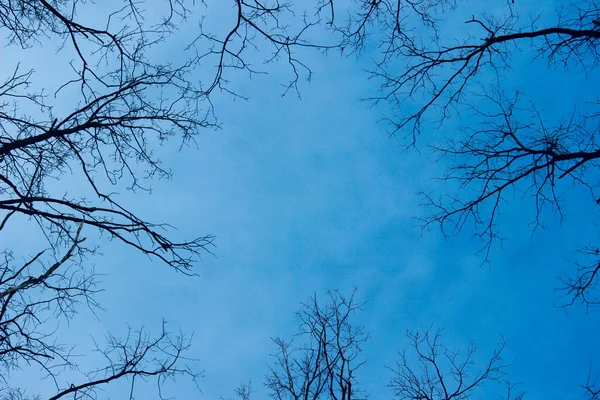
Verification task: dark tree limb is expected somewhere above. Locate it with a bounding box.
[389,327,523,400]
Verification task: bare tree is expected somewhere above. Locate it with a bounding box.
[0,0,215,395]
[0,0,335,397]
[265,289,368,400]
[226,291,520,400]
[191,0,337,97]
[582,365,600,400]
[4,0,585,396]
[389,327,524,400]
[309,1,600,306]
[0,388,41,400]
[222,381,254,400]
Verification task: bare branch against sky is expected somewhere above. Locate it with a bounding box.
[1,1,599,398]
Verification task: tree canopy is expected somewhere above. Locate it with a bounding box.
[2,0,599,398]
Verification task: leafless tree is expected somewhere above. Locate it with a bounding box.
[581,363,600,400]
[191,0,338,98]
[0,388,41,400]
[310,1,600,306]
[0,0,213,395]
[226,291,520,399]
[265,289,368,400]
[222,381,254,400]
[5,0,590,396]
[389,327,524,400]
[0,0,336,397]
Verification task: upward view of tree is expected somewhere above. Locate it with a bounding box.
[265,290,368,400]
[192,0,600,307]
[224,289,522,400]
[0,0,330,398]
[2,0,598,398]
[0,0,212,396]
[320,0,600,306]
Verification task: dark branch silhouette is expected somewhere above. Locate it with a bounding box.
[225,291,521,400]
[2,0,360,396]
[582,364,600,400]
[389,327,524,400]
[265,289,368,400]
[316,1,600,306]
[189,0,338,98]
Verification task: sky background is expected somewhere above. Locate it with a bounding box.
[3,0,600,398]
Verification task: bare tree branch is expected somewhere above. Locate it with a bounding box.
[265,288,368,400]
[389,327,522,400]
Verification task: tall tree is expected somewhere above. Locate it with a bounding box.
[317,0,600,306]
[0,0,330,397]
[266,290,368,400]
[389,328,523,400]
[0,0,211,395]
[224,290,520,400]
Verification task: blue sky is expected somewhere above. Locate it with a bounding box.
[3,0,600,398]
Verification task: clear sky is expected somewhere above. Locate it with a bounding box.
[3,0,600,399]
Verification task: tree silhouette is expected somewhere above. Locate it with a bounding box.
[318,0,600,306]
[224,290,521,400]
[1,0,332,397]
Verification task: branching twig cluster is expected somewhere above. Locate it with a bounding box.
[266,289,368,400]
[389,328,523,400]
[317,0,600,306]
